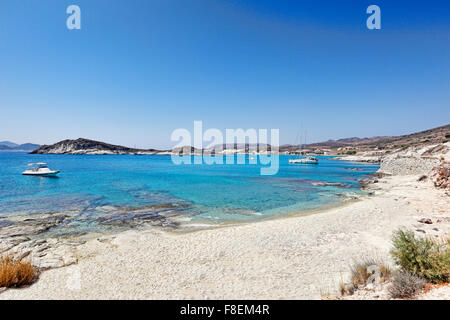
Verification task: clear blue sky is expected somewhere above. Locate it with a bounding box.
[1,0,449,149]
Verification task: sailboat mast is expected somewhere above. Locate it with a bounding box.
[299,128,302,156]
[304,129,307,155]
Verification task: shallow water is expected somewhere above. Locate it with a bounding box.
[0,152,378,234]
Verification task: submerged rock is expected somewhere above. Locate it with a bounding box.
[0,220,13,228]
[94,209,178,229]
[344,168,364,171]
[335,193,360,201]
[312,182,352,188]
[359,177,380,189]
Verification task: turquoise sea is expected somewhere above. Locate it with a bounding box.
[0,152,378,235]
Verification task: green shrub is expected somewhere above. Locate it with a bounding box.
[388,271,426,299]
[390,229,450,283]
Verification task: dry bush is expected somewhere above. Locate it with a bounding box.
[0,256,38,288]
[388,271,426,299]
[339,281,355,296]
[350,258,392,287]
[339,257,392,296]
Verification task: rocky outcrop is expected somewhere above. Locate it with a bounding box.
[30,138,162,155]
[379,155,441,176]
[378,142,449,176]
[332,139,450,179]
[431,163,450,190]
[0,203,182,270]
[0,213,80,269]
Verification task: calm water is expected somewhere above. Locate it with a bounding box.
[0,152,378,234]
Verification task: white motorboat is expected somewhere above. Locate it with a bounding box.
[289,156,318,164]
[22,163,60,177]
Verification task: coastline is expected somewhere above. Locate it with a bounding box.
[173,190,367,234]
[170,202,357,237]
[1,173,448,299]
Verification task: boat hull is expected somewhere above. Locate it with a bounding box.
[22,170,60,177]
[289,160,318,164]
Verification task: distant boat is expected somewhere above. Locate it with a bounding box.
[289,128,319,165]
[22,163,60,177]
[289,157,318,164]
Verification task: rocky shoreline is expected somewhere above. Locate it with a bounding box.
[0,203,184,270]
[331,155,382,163]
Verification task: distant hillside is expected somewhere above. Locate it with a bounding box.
[307,136,392,148]
[0,141,40,151]
[0,141,19,148]
[355,124,450,149]
[30,138,162,155]
[18,143,41,151]
[0,145,12,150]
[28,124,450,155]
[283,124,450,153]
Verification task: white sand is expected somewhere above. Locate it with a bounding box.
[1,175,449,299]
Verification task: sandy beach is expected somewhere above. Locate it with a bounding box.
[1,173,448,300]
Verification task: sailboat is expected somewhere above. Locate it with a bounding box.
[289,129,319,165]
[289,156,318,164]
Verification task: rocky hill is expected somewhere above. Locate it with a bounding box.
[303,136,392,149]
[331,124,450,177]
[30,138,162,155]
[316,124,449,151]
